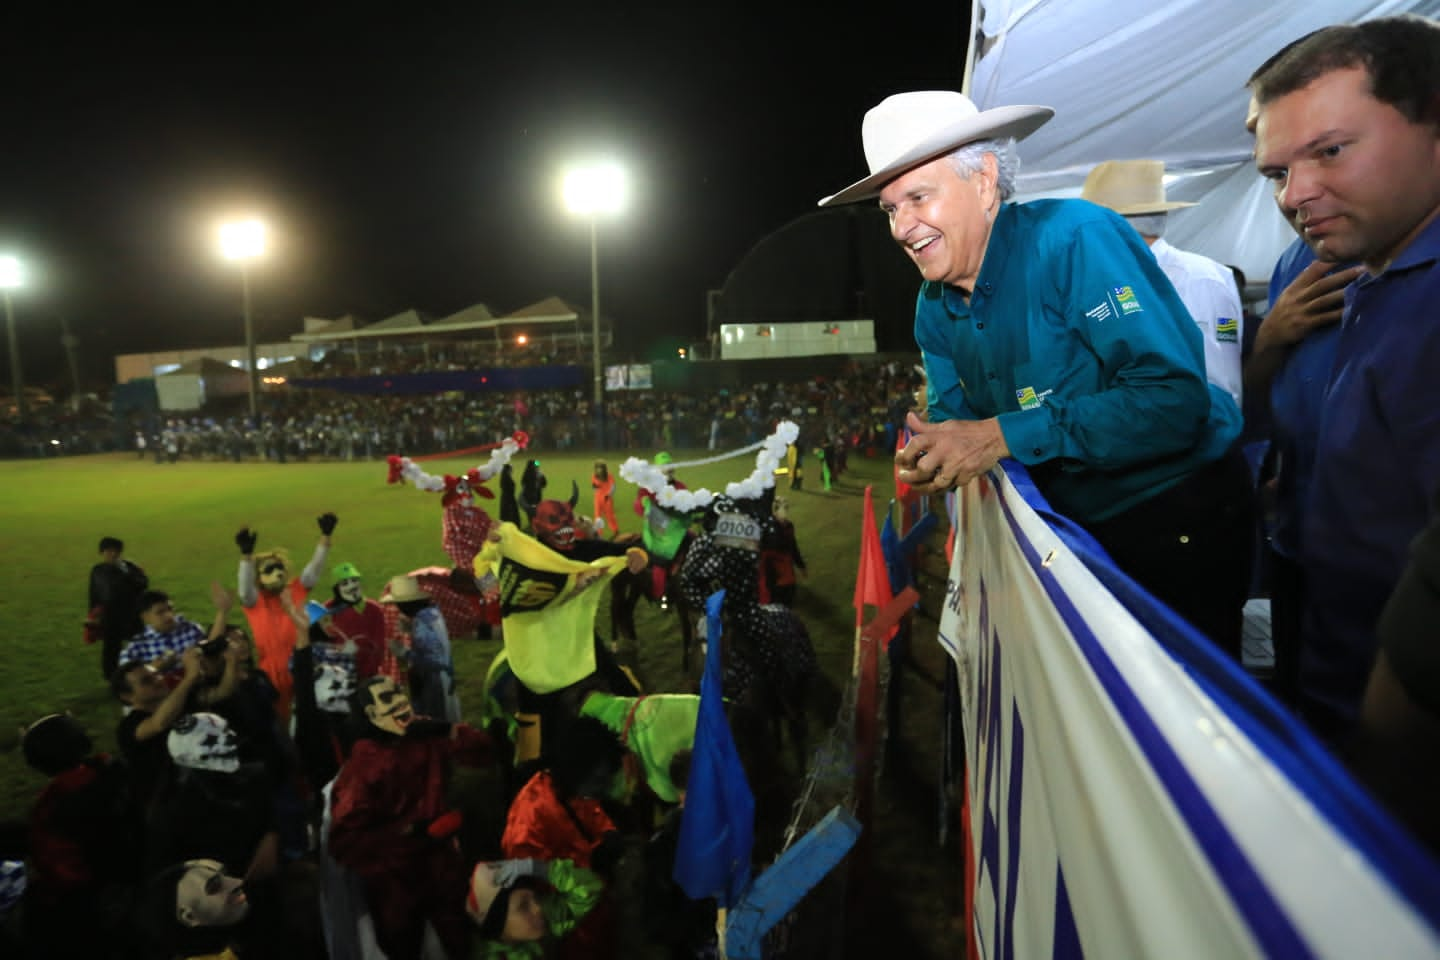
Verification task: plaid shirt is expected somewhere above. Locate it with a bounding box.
[118,615,206,667]
[442,501,493,569]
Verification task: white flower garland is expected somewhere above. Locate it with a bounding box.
[619,420,799,512]
[391,435,523,493]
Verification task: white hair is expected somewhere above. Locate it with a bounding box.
[1124,212,1168,238]
[945,138,1020,202]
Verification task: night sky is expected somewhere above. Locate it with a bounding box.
[0,7,969,388]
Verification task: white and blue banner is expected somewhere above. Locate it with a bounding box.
[939,464,1440,959]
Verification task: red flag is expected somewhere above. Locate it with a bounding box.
[853,485,895,633]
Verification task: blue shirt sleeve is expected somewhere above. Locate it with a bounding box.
[408,608,451,671]
[997,216,1213,467]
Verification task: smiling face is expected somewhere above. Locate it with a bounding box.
[175,859,249,928]
[362,676,414,735]
[1254,65,1440,270]
[879,153,999,291]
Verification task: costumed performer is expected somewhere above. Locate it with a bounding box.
[236,512,336,724]
[327,675,493,960]
[474,497,646,766]
[466,858,603,960]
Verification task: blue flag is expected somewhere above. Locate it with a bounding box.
[673,589,755,907]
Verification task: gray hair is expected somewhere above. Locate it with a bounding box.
[1125,212,1168,238]
[945,138,1020,202]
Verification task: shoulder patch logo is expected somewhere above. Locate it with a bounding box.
[1113,285,1144,315]
[1216,317,1239,342]
[1015,386,1042,410]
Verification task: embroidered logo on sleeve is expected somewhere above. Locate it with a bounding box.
[1216,317,1239,342]
[1085,301,1112,322]
[1113,286,1144,315]
[1015,386,1042,410]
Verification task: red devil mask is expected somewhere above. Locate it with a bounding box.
[532,489,580,551]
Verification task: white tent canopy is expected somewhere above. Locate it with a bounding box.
[967,0,1440,289]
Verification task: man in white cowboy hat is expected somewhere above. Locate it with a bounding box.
[1081,159,1245,407]
[820,90,1253,656]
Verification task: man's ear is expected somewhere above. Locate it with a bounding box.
[364,703,379,724]
[177,904,198,928]
[976,151,1001,210]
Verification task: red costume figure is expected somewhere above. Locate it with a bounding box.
[236,513,335,723]
[384,451,510,644]
[591,460,620,537]
[328,676,493,960]
[326,561,392,682]
[500,717,624,960]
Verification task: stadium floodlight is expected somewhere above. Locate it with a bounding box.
[217,219,268,418]
[0,255,25,420]
[562,162,627,444]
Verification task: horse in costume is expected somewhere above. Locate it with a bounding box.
[678,491,817,771]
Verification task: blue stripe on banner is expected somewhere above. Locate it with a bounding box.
[997,463,1440,935]
[1053,863,1082,960]
[991,480,1317,959]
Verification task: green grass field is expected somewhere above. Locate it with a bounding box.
[0,448,890,823]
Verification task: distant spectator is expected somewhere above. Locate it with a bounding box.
[88,535,150,681]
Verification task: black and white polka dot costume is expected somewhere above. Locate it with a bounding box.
[678,495,817,709]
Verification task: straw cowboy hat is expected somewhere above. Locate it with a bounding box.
[819,90,1054,207]
[1080,159,1197,216]
[379,574,428,604]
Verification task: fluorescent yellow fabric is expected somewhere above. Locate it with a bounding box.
[475,523,629,694]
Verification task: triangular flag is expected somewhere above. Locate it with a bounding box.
[673,589,755,908]
[854,486,896,641]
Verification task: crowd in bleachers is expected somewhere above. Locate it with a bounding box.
[0,358,921,467]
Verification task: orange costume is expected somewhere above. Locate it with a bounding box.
[242,579,310,723]
[591,464,619,537]
[236,516,333,724]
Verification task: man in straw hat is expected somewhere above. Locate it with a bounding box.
[1081,159,1245,407]
[820,90,1252,656]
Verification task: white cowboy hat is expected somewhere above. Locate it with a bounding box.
[379,574,429,605]
[1080,159,1197,216]
[818,90,1054,207]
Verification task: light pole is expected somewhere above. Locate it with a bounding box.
[562,163,626,446]
[0,255,24,420]
[217,219,267,419]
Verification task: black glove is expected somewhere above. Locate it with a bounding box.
[235,527,258,555]
[317,512,338,536]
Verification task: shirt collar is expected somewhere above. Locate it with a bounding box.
[1382,206,1440,275]
[972,202,1019,296]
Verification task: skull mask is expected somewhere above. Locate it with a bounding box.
[168,713,240,773]
[531,485,581,552]
[313,659,358,714]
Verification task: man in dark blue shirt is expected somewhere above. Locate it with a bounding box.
[1251,16,1440,738]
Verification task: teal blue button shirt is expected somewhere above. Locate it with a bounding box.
[917,199,1242,523]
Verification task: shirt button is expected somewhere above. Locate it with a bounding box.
[1032,448,1042,456]
[987,372,996,381]
[976,322,985,330]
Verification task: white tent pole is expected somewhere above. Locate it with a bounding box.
[961,0,983,95]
